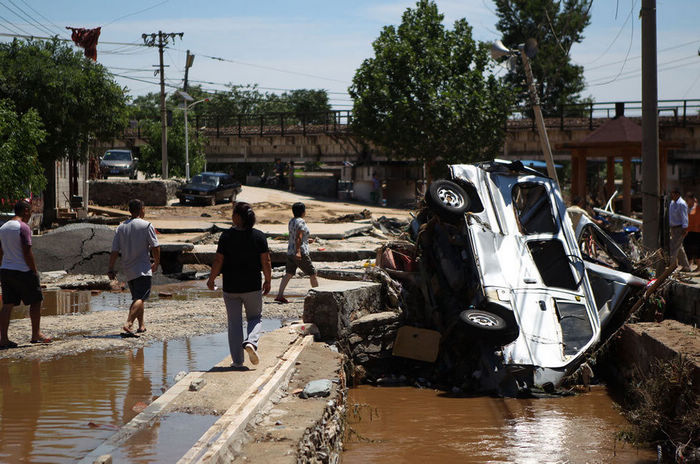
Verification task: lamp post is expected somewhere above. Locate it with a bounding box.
[490,39,560,189]
[176,90,208,181]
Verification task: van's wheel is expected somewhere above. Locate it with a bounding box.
[426,180,470,222]
[459,309,507,331]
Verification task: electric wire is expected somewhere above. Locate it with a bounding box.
[17,0,65,36]
[104,0,170,27]
[588,61,700,87]
[0,0,56,35]
[586,0,636,87]
[580,0,637,66]
[587,55,696,85]
[0,14,26,35]
[585,39,700,72]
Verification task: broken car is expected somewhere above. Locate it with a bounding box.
[411,160,647,392]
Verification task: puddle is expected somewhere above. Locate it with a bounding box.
[8,285,222,320]
[109,413,218,463]
[344,385,656,463]
[0,319,281,463]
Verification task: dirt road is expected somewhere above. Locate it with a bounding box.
[146,185,413,224]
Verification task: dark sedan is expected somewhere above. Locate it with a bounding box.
[176,172,242,205]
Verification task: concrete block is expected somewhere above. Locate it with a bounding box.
[33,224,115,274]
[88,179,180,206]
[303,281,382,340]
[666,281,700,326]
[349,311,400,335]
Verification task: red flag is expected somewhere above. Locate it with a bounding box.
[66,27,101,61]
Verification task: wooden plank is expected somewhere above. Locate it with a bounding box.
[178,335,314,464]
[88,205,130,217]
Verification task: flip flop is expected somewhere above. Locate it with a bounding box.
[274,297,289,304]
[0,341,18,350]
[120,332,140,338]
[30,337,52,344]
[136,328,147,333]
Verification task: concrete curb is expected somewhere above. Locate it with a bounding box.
[178,335,314,463]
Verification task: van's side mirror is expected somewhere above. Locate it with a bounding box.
[133,157,139,163]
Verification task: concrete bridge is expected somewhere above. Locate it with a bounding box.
[100,99,700,204]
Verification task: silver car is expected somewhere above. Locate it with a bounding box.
[100,149,137,179]
[416,160,646,392]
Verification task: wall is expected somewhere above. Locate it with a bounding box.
[89,179,180,206]
[294,174,338,198]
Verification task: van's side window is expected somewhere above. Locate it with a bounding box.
[512,183,557,235]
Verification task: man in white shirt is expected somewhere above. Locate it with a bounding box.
[108,199,160,335]
[669,189,691,272]
[0,200,51,348]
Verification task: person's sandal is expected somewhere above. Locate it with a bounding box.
[274,296,289,304]
[30,337,52,344]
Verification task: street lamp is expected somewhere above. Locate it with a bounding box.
[490,39,560,189]
[176,90,209,181]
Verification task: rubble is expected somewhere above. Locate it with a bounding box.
[33,223,115,275]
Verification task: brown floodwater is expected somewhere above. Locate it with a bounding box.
[0,319,281,463]
[344,385,657,464]
[8,284,222,320]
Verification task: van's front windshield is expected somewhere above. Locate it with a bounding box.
[103,151,132,161]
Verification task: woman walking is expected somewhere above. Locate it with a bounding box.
[207,202,272,368]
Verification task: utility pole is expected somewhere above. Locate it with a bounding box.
[641,0,660,252]
[142,31,184,179]
[183,50,195,92]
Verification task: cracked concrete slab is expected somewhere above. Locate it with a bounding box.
[33,224,116,274]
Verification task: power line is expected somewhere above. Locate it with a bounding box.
[585,39,700,72]
[170,47,349,84]
[104,0,170,27]
[0,0,55,37]
[16,0,65,36]
[580,0,637,66]
[587,55,696,85]
[0,14,27,35]
[587,0,636,87]
[0,31,149,47]
[588,61,700,87]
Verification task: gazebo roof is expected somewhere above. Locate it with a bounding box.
[582,115,641,144]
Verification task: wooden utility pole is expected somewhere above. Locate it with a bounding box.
[142,31,184,179]
[183,50,195,92]
[641,0,660,251]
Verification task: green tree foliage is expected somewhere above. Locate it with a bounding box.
[138,116,207,178]
[494,0,592,115]
[0,100,47,204]
[0,39,129,161]
[128,85,331,124]
[348,0,513,168]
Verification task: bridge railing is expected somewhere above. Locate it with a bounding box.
[120,99,700,139]
[508,99,700,131]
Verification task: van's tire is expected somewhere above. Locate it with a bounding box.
[459,302,520,346]
[426,180,470,222]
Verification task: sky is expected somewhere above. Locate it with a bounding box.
[0,0,698,110]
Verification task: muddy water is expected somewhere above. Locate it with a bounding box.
[344,385,656,463]
[0,320,280,463]
[9,285,222,320]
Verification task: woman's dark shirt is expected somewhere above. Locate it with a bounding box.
[216,227,269,293]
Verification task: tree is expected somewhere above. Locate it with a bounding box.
[349,0,513,170]
[494,0,593,115]
[138,116,207,178]
[0,39,129,162]
[0,100,46,206]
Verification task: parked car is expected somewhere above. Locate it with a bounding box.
[176,172,242,206]
[100,149,138,179]
[412,160,647,393]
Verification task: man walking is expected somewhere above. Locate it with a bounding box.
[108,199,160,335]
[275,202,318,303]
[669,189,692,272]
[0,200,51,348]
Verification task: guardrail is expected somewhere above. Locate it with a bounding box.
[121,99,700,139]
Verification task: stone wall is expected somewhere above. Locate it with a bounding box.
[665,281,700,326]
[89,180,180,206]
